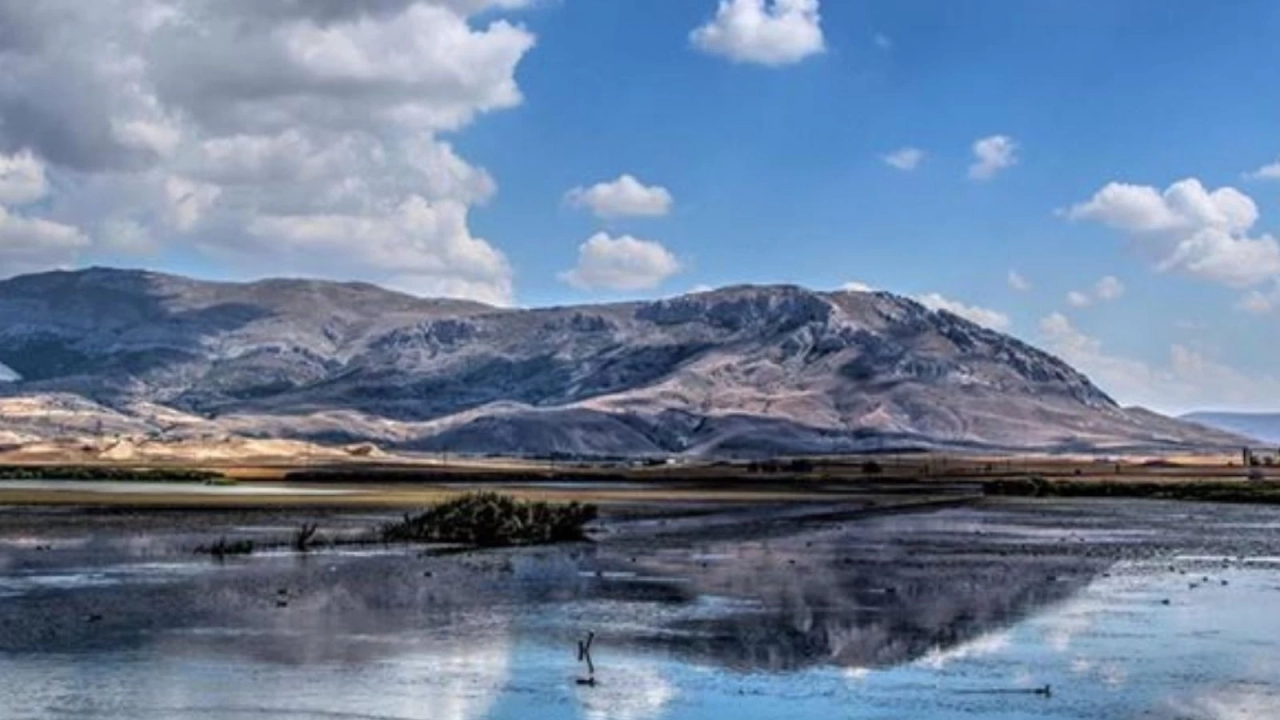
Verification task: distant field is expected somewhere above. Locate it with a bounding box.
[0,447,1276,509]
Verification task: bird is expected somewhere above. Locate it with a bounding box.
[576,631,596,686]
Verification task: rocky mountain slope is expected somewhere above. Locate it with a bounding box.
[0,267,1245,456]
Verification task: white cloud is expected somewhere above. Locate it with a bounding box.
[1231,279,1280,315]
[99,218,158,255]
[1067,179,1257,234]
[174,2,536,134]
[1039,312,1280,413]
[873,33,892,50]
[0,150,49,206]
[565,175,673,218]
[1066,275,1125,308]
[0,0,533,303]
[690,0,825,67]
[842,283,1011,331]
[0,204,90,275]
[1067,178,1280,288]
[247,196,513,305]
[1238,289,1274,314]
[1067,290,1092,308]
[1095,275,1125,300]
[1245,160,1280,181]
[968,135,1019,180]
[114,117,182,159]
[882,147,924,171]
[163,175,221,232]
[561,233,681,292]
[915,292,1011,331]
[1007,269,1031,292]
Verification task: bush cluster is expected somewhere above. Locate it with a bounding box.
[380,492,598,547]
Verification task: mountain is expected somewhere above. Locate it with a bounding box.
[1181,412,1278,444]
[0,267,1246,457]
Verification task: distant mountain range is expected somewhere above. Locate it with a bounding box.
[0,267,1248,457]
[1180,412,1280,445]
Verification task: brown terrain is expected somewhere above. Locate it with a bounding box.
[0,433,1273,509]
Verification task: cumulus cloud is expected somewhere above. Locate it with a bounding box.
[840,282,1011,331]
[164,175,222,232]
[1065,275,1125,308]
[1007,269,1031,292]
[565,175,673,218]
[1238,288,1275,314]
[248,196,513,304]
[1245,160,1280,181]
[0,150,48,205]
[691,0,824,66]
[99,217,159,255]
[1231,279,1280,315]
[1095,275,1125,301]
[1067,178,1280,288]
[1039,312,1280,413]
[0,0,534,302]
[882,147,924,171]
[915,292,1011,331]
[0,149,85,273]
[561,233,681,291]
[968,135,1018,180]
[0,204,89,274]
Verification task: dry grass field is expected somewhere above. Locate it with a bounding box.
[0,434,1274,509]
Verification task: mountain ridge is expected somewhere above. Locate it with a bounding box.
[0,268,1246,457]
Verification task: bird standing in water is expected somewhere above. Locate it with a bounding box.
[576,631,596,686]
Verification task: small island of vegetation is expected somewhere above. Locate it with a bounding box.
[380,491,598,547]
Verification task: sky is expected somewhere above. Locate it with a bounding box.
[1,0,1280,415]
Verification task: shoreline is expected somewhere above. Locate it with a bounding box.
[1,457,1277,509]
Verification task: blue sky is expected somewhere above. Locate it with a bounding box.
[2,0,1280,413]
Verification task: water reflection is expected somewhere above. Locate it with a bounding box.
[590,526,1105,673]
[2,502,1280,719]
[1173,686,1280,720]
[0,507,1109,671]
[575,661,675,720]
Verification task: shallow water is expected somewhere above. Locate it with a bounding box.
[1,500,1278,719]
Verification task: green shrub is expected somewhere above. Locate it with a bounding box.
[380,492,598,547]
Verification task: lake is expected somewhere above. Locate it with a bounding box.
[0,499,1278,719]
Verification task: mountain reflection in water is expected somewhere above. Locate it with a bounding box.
[2,501,1280,719]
